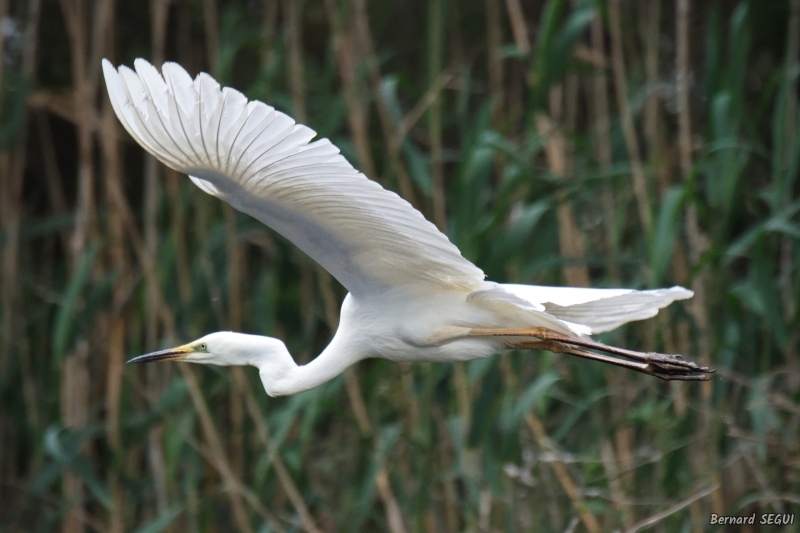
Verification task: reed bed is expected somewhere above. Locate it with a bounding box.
[1,0,799,531]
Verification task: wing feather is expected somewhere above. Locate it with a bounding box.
[195,73,225,168]
[218,90,251,171]
[115,67,168,159]
[163,63,208,162]
[103,59,485,295]
[120,64,189,168]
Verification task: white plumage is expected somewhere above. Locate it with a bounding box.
[111,59,712,393]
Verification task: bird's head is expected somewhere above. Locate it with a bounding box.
[126,331,290,369]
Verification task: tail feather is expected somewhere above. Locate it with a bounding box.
[501,284,693,335]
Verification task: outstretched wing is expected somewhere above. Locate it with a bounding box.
[102,59,484,296]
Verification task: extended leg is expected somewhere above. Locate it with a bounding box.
[469,327,714,381]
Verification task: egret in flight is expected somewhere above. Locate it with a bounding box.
[105,59,713,396]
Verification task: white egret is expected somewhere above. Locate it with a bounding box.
[106,59,713,396]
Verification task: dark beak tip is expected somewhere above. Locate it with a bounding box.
[125,348,188,365]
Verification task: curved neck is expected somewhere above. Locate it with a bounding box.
[258,333,358,396]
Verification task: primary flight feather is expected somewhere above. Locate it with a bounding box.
[107,59,713,396]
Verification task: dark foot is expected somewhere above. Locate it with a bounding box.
[636,351,715,381]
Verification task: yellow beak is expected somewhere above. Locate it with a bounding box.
[126,344,194,364]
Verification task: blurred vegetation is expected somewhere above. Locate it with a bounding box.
[1,0,800,531]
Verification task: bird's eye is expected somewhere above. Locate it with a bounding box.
[198,343,207,351]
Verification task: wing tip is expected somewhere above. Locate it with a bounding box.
[101,59,128,122]
[161,61,191,83]
[666,286,694,300]
[133,57,155,70]
[101,58,119,85]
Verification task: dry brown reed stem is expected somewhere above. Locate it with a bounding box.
[428,0,446,231]
[485,0,502,121]
[565,71,578,130]
[607,0,652,235]
[535,105,590,288]
[98,13,129,526]
[36,111,69,222]
[675,0,710,370]
[196,204,227,327]
[675,4,718,524]
[675,0,691,187]
[227,242,246,477]
[524,414,601,533]
[106,338,126,533]
[201,0,220,74]
[588,12,636,510]
[285,0,307,122]
[143,157,171,510]
[18,342,39,441]
[675,6,724,532]
[433,410,460,531]
[142,0,172,518]
[316,270,409,533]
[641,0,687,416]
[350,0,417,206]
[100,104,127,449]
[642,0,661,155]
[57,1,113,530]
[28,90,76,123]
[165,171,193,305]
[588,17,619,282]
[572,45,606,68]
[59,0,103,263]
[261,0,279,58]
[60,342,91,533]
[322,0,376,178]
[504,0,530,54]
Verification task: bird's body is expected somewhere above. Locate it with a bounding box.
[108,58,713,395]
